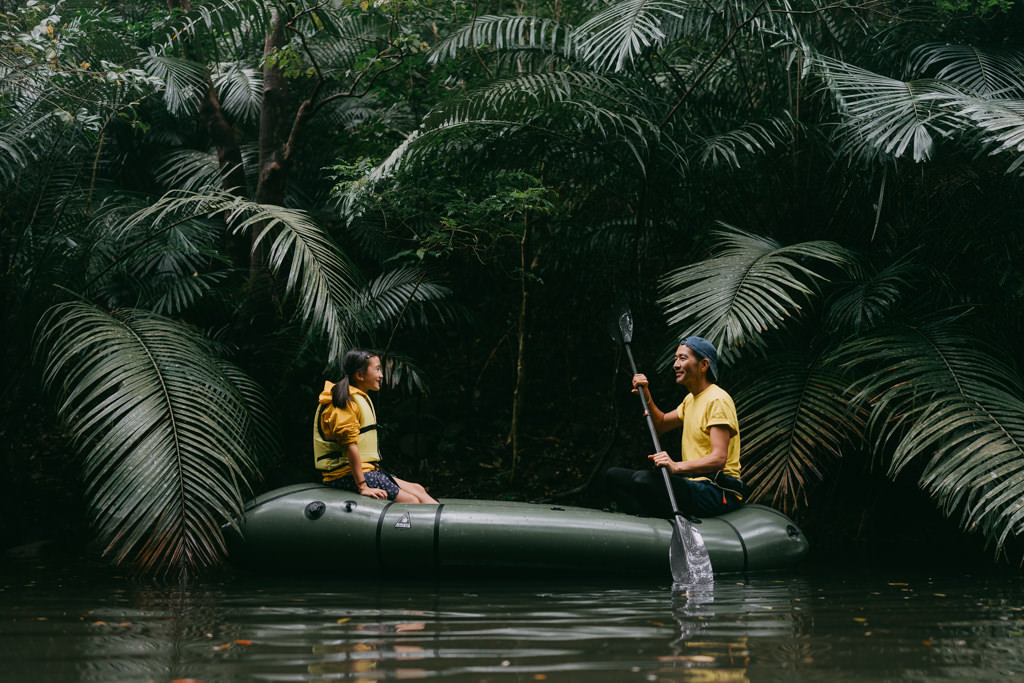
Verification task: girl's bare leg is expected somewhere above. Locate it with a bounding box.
[392,476,438,503]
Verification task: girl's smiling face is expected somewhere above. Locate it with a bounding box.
[355,355,383,392]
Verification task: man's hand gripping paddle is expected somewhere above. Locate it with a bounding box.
[612,307,714,586]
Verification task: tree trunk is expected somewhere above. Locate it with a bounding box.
[255,6,291,207]
[510,214,533,477]
[248,5,293,302]
[167,0,248,267]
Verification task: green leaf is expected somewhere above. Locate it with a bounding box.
[109,190,360,366]
[658,224,857,352]
[815,55,970,163]
[833,314,1024,555]
[737,351,864,511]
[34,301,275,576]
[574,0,686,72]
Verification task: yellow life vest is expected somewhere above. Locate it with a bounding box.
[312,391,380,476]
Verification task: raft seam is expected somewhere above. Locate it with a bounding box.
[433,504,444,574]
[375,502,394,569]
[717,516,748,572]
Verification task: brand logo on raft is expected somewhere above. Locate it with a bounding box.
[395,512,412,529]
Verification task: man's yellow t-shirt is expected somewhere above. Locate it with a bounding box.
[676,384,741,479]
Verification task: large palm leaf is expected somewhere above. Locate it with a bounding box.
[430,15,575,64]
[86,194,232,314]
[657,224,857,353]
[833,314,1024,554]
[737,350,864,511]
[823,254,919,335]
[154,0,271,58]
[957,98,1024,174]
[345,268,458,393]
[34,300,276,576]
[574,0,687,72]
[110,190,360,365]
[814,55,970,163]
[212,62,263,124]
[909,43,1024,98]
[140,52,209,116]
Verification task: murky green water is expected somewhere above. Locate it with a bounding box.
[1,562,1022,681]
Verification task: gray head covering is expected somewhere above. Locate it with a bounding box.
[681,336,718,383]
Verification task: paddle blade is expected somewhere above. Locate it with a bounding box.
[617,309,634,345]
[607,304,635,346]
[669,516,714,586]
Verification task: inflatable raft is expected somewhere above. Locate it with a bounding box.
[225,483,808,578]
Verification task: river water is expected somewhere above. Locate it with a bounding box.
[2,558,1023,682]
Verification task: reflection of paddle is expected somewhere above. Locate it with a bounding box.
[612,307,714,586]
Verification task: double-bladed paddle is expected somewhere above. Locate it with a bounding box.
[612,307,714,586]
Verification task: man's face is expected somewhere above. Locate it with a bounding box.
[672,344,704,386]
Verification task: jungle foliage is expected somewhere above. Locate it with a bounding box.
[3,0,1024,575]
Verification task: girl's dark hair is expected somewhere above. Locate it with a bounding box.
[331,349,380,407]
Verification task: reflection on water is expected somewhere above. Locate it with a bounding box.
[1,563,1023,681]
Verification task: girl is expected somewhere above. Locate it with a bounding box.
[313,349,437,503]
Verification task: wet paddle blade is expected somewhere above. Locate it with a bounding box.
[617,309,634,345]
[669,515,714,586]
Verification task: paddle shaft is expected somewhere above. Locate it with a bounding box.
[621,342,685,519]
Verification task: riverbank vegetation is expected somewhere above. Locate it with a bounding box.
[3,0,1024,577]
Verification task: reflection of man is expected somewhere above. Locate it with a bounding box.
[606,336,745,519]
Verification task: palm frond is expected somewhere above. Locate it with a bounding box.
[737,351,864,512]
[692,115,793,169]
[0,123,32,183]
[140,51,209,116]
[109,190,361,364]
[351,267,456,330]
[657,224,857,352]
[338,70,679,216]
[833,314,1024,555]
[214,357,280,471]
[225,200,361,365]
[957,98,1024,174]
[430,15,575,64]
[212,62,262,123]
[815,55,970,163]
[909,43,1024,98]
[335,268,459,393]
[574,0,687,72]
[382,350,431,396]
[153,149,230,193]
[34,300,273,576]
[301,11,396,79]
[156,0,271,58]
[317,94,398,135]
[84,192,229,313]
[823,253,917,335]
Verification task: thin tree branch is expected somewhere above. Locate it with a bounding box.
[660,2,766,129]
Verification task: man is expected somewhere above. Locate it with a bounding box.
[605,336,745,519]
